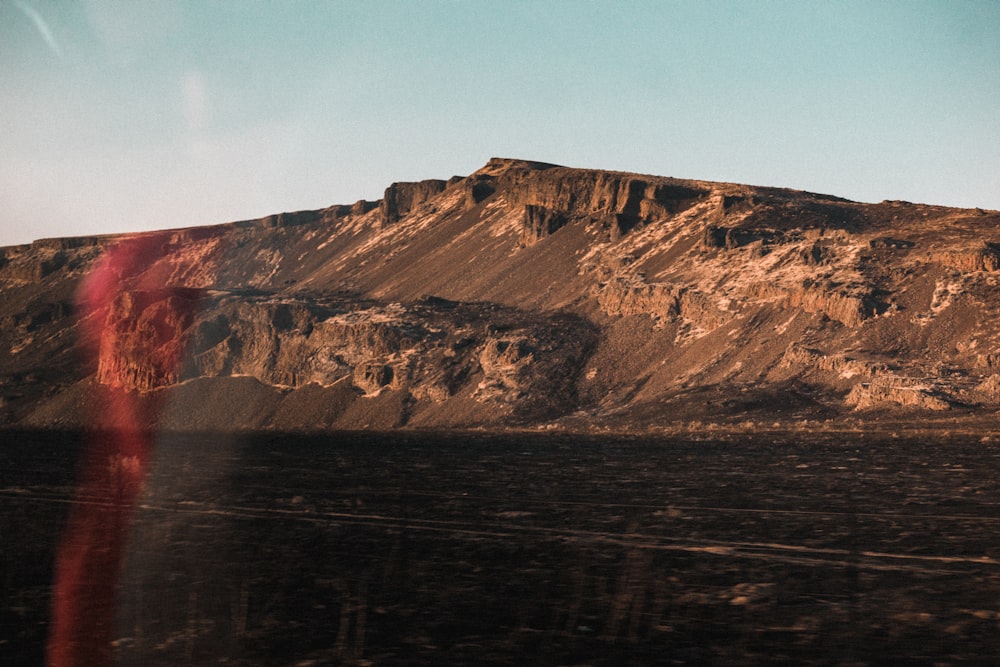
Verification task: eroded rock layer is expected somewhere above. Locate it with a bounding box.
[3,158,1000,431]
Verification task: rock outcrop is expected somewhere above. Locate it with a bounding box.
[3,157,1000,431]
[380,179,448,227]
[519,205,567,246]
[931,242,1000,273]
[845,375,952,411]
[597,275,679,321]
[96,289,201,391]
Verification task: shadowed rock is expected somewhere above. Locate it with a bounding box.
[380,179,448,227]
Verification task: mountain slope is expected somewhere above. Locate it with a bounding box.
[3,158,1000,432]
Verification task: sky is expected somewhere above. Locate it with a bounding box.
[2,0,999,247]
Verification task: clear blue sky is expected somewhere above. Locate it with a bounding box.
[2,1,998,247]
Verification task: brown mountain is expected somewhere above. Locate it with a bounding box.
[3,157,1000,432]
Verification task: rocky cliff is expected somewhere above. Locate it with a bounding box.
[3,158,1000,432]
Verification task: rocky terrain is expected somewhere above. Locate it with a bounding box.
[3,157,1000,432]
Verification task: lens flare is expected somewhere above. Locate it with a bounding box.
[47,234,202,667]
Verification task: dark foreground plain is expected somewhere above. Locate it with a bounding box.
[4,429,1000,665]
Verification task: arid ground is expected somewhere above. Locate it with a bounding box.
[6,159,1000,433]
[4,429,1000,665]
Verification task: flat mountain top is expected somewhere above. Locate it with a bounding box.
[3,158,1000,433]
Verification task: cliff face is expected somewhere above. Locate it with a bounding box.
[3,157,1000,431]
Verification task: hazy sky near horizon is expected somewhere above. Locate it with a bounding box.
[2,1,998,247]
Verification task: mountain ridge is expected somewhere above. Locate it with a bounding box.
[3,158,1000,433]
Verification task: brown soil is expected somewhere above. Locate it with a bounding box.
[5,429,1000,665]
